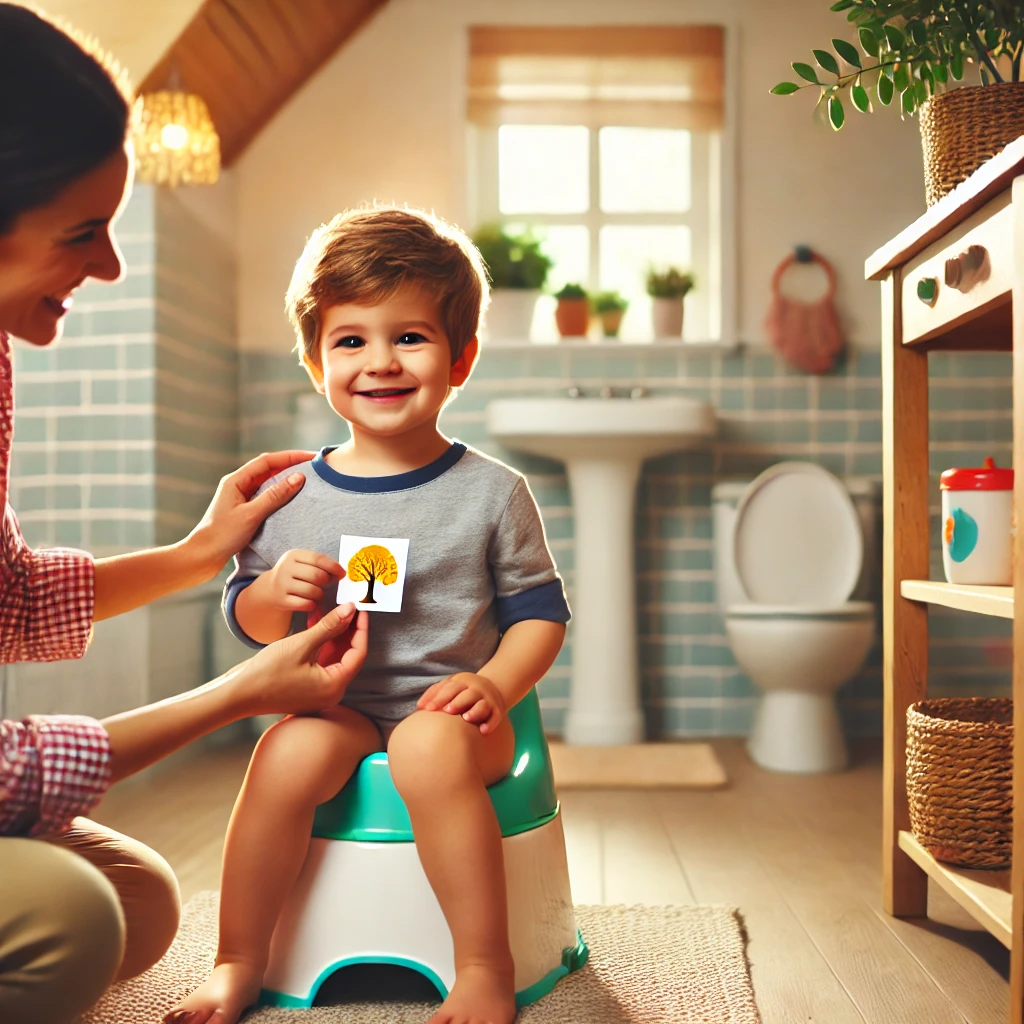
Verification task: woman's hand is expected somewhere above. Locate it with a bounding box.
[417,672,508,735]
[242,602,370,716]
[186,450,316,580]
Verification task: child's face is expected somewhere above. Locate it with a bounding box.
[310,285,476,438]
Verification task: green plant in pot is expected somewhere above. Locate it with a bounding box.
[591,291,629,338]
[771,1,1024,205]
[553,283,590,339]
[646,266,695,338]
[473,224,552,340]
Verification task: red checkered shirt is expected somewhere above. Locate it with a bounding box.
[0,331,111,836]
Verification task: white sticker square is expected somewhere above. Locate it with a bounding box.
[337,535,411,613]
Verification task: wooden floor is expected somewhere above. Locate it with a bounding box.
[92,738,1010,1024]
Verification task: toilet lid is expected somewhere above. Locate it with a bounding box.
[732,462,863,608]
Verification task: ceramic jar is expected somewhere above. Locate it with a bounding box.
[940,457,1014,586]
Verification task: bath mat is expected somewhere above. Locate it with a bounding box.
[549,742,728,789]
[84,891,760,1024]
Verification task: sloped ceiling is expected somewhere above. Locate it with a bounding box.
[139,0,390,165]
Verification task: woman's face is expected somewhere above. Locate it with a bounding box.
[0,145,132,346]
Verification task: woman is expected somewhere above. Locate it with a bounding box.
[0,7,366,1022]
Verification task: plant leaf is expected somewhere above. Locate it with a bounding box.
[814,49,841,75]
[915,78,928,103]
[884,24,906,50]
[770,81,801,95]
[833,37,862,67]
[859,27,880,57]
[933,62,948,82]
[893,63,909,91]
[951,52,964,80]
[828,95,845,130]
[830,0,855,9]
[852,83,871,111]
[907,20,928,46]
[877,73,894,105]
[901,86,916,114]
[793,61,821,84]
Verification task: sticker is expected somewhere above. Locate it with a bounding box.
[337,535,410,613]
[945,507,978,564]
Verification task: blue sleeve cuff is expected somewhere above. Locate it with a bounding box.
[223,578,267,650]
[496,578,571,633]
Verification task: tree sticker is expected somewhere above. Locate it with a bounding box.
[347,544,399,605]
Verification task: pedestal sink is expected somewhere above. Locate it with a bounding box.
[486,396,716,745]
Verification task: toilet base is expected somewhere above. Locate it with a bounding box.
[748,690,848,773]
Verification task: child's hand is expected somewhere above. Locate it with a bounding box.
[417,672,508,735]
[264,549,346,613]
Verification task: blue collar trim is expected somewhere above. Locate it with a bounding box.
[311,442,467,493]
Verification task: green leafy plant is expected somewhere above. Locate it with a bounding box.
[591,290,629,313]
[472,224,552,289]
[645,266,695,299]
[771,1,1024,131]
[554,282,588,300]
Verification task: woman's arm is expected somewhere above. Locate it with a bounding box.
[93,451,313,621]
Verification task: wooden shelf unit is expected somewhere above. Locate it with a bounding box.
[870,135,1024,1023]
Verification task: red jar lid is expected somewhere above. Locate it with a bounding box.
[940,457,1014,491]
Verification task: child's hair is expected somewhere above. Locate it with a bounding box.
[285,206,490,372]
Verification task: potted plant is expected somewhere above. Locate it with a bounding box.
[646,266,695,338]
[771,2,1024,206]
[592,291,628,338]
[472,224,552,340]
[553,283,590,338]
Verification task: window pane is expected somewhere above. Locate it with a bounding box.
[499,125,589,214]
[599,127,690,213]
[599,225,692,340]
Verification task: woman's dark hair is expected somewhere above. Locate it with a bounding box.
[0,4,132,234]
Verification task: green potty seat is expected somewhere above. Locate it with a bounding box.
[312,687,559,842]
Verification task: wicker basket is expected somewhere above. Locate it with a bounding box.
[906,697,1013,868]
[919,83,1024,207]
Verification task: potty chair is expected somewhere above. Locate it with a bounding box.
[259,688,588,1009]
[712,462,877,774]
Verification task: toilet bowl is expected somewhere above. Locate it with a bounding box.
[713,464,879,773]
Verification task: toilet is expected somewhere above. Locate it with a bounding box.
[712,463,879,773]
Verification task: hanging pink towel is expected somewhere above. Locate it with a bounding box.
[764,249,845,375]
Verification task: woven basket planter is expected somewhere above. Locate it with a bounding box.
[906,697,1013,868]
[919,83,1024,207]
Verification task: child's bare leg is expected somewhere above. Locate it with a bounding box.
[388,710,516,1024]
[164,707,381,1024]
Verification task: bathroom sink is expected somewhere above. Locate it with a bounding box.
[486,395,717,746]
[486,396,716,462]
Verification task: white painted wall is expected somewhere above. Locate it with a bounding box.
[235,0,925,353]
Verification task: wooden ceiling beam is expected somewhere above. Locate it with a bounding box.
[139,0,389,166]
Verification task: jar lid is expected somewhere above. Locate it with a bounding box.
[940,457,1014,491]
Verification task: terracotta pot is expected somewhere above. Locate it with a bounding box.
[651,296,684,338]
[599,309,625,337]
[555,298,590,338]
[919,83,1024,206]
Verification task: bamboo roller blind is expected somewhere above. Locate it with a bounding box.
[468,26,724,130]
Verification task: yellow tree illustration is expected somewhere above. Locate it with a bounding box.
[347,545,399,605]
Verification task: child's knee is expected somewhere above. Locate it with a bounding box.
[388,711,478,793]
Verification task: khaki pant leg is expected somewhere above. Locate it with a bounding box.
[47,818,182,981]
[0,836,125,1024]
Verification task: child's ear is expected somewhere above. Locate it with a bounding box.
[301,352,326,394]
[449,336,480,388]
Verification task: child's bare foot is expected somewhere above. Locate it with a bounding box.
[426,962,517,1024]
[163,960,263,1024]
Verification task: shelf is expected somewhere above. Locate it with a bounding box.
[898,831,1012,948]
[900,579,1014,619]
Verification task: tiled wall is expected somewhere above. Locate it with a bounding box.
[6,186,238,717]
[242,343,1013,739]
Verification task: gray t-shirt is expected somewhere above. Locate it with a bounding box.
[224,442,570,729]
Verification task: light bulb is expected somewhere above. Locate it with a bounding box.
[160,123,189,150]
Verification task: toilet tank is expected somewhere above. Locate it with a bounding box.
[711,475,882,610]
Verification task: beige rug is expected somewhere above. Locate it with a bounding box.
[84,891,759,1024]
[549,742,727,790]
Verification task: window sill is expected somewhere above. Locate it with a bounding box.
[479,338,742,353]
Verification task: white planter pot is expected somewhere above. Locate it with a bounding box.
[652,296,684,338]
[485,289,540,341]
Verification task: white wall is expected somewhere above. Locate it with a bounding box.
[235,0,926,353]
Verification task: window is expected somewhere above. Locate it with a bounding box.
[468,26,729,344]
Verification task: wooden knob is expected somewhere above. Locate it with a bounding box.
[944,244,987,288]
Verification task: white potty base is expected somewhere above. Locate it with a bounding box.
[748,690,848,773]
[261,813,584,1008]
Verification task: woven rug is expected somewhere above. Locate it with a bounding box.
[84,891,760,1024]
[549,742,727,790]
